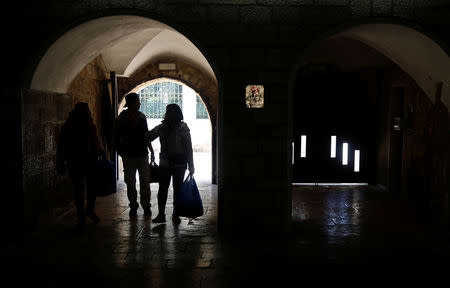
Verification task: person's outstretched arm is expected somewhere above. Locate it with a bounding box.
[145,124,161,143]
[148,141,155,161]
[142,116,155,161]
[183,127,194,175]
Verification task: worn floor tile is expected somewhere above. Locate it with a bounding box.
[24,182,450,287]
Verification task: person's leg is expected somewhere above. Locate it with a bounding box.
[153,166,171,222]
[122,156,139,214]
[69,169,85,226]
[137,156,151,215]
[172,167,187,215]
[172,167,186,223]
[85,167,99,223]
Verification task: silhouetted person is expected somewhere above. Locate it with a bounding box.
[113,93,154,217]
[145,104,194,224]
[56,102,102,228]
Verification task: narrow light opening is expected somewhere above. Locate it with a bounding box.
[300,135,306,158]
[330,136,336,158]
[342,143,348,165]
[292,142,295,164]
[354,150,360,172]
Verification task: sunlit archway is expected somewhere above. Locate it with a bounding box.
[118,77,213,184]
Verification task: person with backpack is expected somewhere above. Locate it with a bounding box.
[145,104,194,224]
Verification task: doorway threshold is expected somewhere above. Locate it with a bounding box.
[292,183,369,186]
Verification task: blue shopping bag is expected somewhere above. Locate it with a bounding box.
[174,174,203,218]
[93,153,117,197]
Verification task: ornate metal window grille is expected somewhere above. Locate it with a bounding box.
[196,95,209,119]
[137,82,183,118]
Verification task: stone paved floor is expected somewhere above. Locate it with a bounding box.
[24,183,450,287]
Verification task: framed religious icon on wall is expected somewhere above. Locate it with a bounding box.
[245,85,264,108]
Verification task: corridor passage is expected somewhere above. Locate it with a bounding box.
[25,183,450,287]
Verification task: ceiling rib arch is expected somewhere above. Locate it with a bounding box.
[334,24,450,107]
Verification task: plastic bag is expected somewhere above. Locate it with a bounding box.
[174,174,203,218]
[92,154,117,197]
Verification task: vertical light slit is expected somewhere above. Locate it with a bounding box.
[292,142,295,164]
[354,150,360,172]
[300,135,306,158]
[342,143,348,165]
[330,136,336,158]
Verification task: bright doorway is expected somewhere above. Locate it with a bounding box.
[118,78,212,184]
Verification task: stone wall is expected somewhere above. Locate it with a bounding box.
[68,56,113,154]
[17,0,450,235]
[22,89,73,228]
[23,56,111,228]
[389,67,449,217]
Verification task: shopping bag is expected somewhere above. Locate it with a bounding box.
[149,160,159,183]
[174,174,203,218]
[92,153,117,197]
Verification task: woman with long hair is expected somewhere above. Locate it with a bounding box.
[145,103,195,224]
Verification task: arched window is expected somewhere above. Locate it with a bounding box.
[138,81,183,118]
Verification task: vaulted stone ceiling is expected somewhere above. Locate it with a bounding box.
[32,17,448,108]
[335,24,450,107]
[31,15,216,94]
